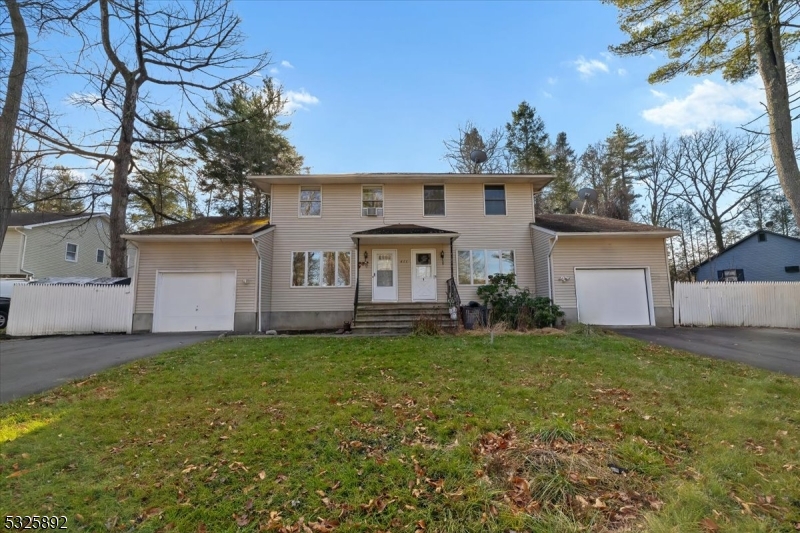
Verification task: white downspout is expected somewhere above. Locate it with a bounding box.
[252,237,262,333]
[126,241,140,334]
[15,228,34,277]
[547,234,559,301]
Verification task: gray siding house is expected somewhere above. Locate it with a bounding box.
[691,229,800,282]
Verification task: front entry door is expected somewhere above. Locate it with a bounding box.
[411,249,437,302]
[372,250,398,301]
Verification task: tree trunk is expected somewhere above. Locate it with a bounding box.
[751,0,800,229]
[0,0,28,253]
[109,82,139,277]
[711,219,725,253]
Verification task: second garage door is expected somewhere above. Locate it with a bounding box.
[153,271,236,332]
[574,268,652,326]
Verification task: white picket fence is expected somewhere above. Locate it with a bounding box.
[674,281,800,328]
[7,284,133,336]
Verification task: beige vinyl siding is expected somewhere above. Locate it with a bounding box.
[134,241,258,314]
[255,231,274,324]
[269,181,537,310]
[531,227,552,298]
[551,237,672,309]
[0,229,24,275]
[21,218,112,278]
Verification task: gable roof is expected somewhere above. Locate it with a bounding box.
[9,212,103,228]
[690,229,800,273]
[532,214,678,236]
[124,216,271,240]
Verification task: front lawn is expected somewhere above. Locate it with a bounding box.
[1,333,798,532]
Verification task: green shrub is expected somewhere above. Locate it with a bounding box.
[476,273,564,329]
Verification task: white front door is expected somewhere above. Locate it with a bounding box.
[372,250,398,302]
[411,249,437,301]
[574,268,652,326]
[153,271,237,332]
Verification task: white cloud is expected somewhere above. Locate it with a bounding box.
[284,89,320,113]
[617,68,627,76]
[547,77,557,85]
[269,67,280,75]
[541,90,553,99]
[249,72,263,78]
[642,78,763,131]
[573,56,609,79]
[281,60,294,69]
[650,89,668,99]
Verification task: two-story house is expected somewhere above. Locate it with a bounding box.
[1,212,112,280]
[124,173,679,333]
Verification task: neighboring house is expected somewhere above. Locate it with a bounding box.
[0,212,112,279]
[124,173,680,333]
[691,229,800,282]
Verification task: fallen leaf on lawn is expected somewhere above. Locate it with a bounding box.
[315,490,326,497]
[6,469,30,478]
[245,498,254,511]
[593,498,607,509]
[700,517,720,532]
[234,513,249,527]
[258,470,266,480]
[575,495,590,508]
[143,507,162,518]
[196,524,207,533]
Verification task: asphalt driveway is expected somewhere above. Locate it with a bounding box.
[0,333,217,403]
[616,327,800,377]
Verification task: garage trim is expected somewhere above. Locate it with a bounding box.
[573,266,656,326]
[152,269,238,332]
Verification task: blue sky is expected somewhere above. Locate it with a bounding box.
[230,0,765,173]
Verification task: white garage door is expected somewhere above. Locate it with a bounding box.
[575,269,652,326]
[153,272,236,332]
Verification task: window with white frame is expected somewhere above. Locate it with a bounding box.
[362,186,383,216]
[423,185,445,216]
[65,243,78,262]
[96,249,105,263]
[292,251,351,287]
[484,185,506,215]
[299,186,322,217]
[457,249,515,285]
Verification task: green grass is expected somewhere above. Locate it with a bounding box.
[1,332,799,532]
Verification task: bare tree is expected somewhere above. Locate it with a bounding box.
[638,135,680,227]
[22,0,269,275]
[670,128,775,252]
[0,0,29,252]
[443,121,507,174]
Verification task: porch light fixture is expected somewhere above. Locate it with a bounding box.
[440,250,445,265]
[358,250,369,268]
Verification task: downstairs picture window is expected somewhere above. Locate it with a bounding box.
[457,249,515,285]
[292,251,351,287]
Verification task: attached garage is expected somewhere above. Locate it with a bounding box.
[531,214,679,327]
[153,271,237,332]
[574,268,652,326]
[124,217,274,333]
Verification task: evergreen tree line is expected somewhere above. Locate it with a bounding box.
[443,101,798,279]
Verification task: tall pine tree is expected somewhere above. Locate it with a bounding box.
[601,124,645,220]
[505,101,550,174]
[540,132,577,213]
[194,79,304,217]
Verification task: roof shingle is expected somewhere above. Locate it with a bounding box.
[130,216,271,236]
[533,214,676,234]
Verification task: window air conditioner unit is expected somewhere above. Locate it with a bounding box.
[363,207,383,216]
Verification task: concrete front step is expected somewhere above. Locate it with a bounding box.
[355,315,451,324]
[353,303,456,335]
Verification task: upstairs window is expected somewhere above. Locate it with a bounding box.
[96,249,105,263]
[758,232,767,242]
[785,266,799,273]
[299,186,322,217]
[65,243,78,262]
[484,185,506,215]
[362,186,383,216]
[423,185,445,216]
[718,269,744,282]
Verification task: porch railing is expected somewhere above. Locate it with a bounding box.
[446,277,461,325]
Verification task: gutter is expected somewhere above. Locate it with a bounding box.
[251,236,262,333]
[547,234,558,301]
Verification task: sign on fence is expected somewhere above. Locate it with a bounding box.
[6,284,133,336]
[674,281,800,328]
